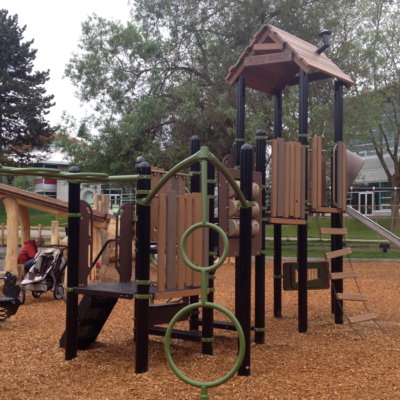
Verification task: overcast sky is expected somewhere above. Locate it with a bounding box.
[2,0,131,127]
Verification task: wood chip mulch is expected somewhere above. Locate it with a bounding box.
[1,260,399,399]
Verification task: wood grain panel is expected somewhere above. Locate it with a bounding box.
[157,193,166,291]
[166,191,177,289]
[192,193,202,286]
[176,195,186,289]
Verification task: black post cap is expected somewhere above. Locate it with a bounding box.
[69,166,81,173]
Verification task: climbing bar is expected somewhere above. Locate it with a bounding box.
[330,271,358,280]
[324,248,351,260]
[347,313,377,324]
[319,228,347,235]
[336,293,366,301]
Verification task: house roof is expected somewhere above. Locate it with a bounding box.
[226,24,355,94]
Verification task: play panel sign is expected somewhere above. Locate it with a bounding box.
[244,51,292,66]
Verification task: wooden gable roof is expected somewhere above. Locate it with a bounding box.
[226,24,354,94]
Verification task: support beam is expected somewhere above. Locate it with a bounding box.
[273,89,283,319]
[332,80,345,324]
[238,143,253,376]
[3,198,19,275]
[297,69,308,333]
[65,167,81,361]
[135,162,151,374]
[51,221,59,245]
[19,205,30,245]
[255,129,266,343]
[235,76,245,320]
[189,136,201,331]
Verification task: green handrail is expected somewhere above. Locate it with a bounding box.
[164,155,245,400]
[138,146,252,209]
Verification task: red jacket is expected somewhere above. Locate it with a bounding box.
[18,240,38,264]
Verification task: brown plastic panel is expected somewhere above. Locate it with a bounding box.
[150,171,161,242]
[289,142,295,217]
[166,191,178,289]
[271,139,278,217]
[192,193,202,286]
[176,195,186,289]
[78,200,93,286]
[116,202,134,282]
[300,146,306,219]
[277,138,285,217]
[218,167,262,257]
[319,228,347,235]
[294,142,301,218]
[185,194,193,286]
[268,217,307,225]
[157,193,166,291]
[284,142,290,218]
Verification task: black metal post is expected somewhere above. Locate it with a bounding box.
[273,90,283,318]
[298,69,308,333]
[202,161,215,355]
[238,143,253,376]
[190,135,201,331]
[235,77,246,317]
[333,80,344,324]
[255,129,266,344]
[133,156,146,342]
[65,166,81,361]
[135,162,151,373]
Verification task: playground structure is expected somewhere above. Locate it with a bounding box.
[0,24,394,399]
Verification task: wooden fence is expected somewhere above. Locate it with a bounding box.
[0,222,67,247]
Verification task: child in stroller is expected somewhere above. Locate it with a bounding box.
[21,245,67,301]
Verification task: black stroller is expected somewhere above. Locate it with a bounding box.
[21,245,67,302]
[0,272,24,321]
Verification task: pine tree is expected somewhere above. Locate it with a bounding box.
[0,9,55,166]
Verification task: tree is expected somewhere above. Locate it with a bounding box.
[0,9,55,166]
[59,0,399,177]
[342,2,400,225]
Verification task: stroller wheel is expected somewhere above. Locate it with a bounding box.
[18,287,26,305]
[32,291,42,298]
[54,285,64,300]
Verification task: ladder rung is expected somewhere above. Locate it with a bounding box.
[325,248,352,260]
[347,313,377,324]
[330,271,358,280]
[319,228,348,235]
[336,293,366,301]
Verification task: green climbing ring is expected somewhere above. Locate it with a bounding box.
[179,222,229,273]
[164,302,245,390]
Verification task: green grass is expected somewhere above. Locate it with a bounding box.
[266,216,400,241]
[265,239,400,259]
[0,207,68,226]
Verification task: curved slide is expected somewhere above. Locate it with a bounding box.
[347,206,400,248]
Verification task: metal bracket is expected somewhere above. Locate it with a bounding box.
[273,275,284,279]
[189,171,201,176]
[209,251,217,256]
[209,275,216,279]
[209,288,215,292]
[135,280,151,285]
[133,294,153,300]
[65,287,74,292]
[207,195,217,199]
[67,213,82,219]
[262,218,269,222]
[201,337,215,343]
[190,310,200,316]
[138,175,152,180]
[136,190,150,195]
[252,327,266,332]
[255,135,267,140]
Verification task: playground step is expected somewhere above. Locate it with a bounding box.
[148,326,202,342]
[324,248,352,260]
[319,228,348,235]
[330,271,358,280]
[347,313,377,324]
[336,293,366,301]
[60,295,118,350]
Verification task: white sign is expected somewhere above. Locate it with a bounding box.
[244,51,292,67]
